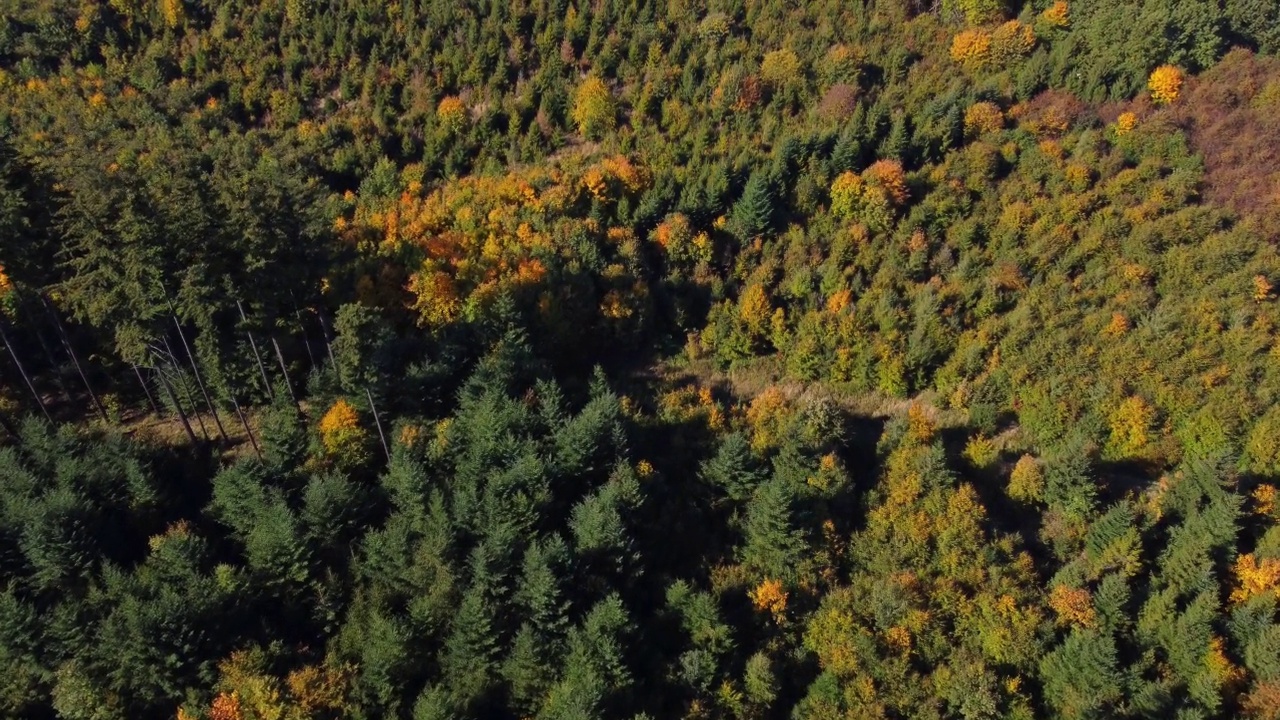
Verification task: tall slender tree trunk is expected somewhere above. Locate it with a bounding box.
[132,363,162,416]
[153,362,197,444]
[161,337,209,441]
[20,300,75,409]
[0,319,51,422]
[230,395,262,460]
[42,297,108,423]
[272,337,298,407]
[366,386,391,461]
[290,292,317,369]
[0,408,19,440]
[237,300,275,402]
[170,315,228,441]
[163,295,228,442]
[316,307,337,367]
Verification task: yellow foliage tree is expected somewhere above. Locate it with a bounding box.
[964,102,1004,137]
[991,20,1035,64]
[436,95,466,134]
[572,76,615,139]
[746,386,794,452]
[160,0,185,28]
[951,29,992,69]
[963,433,999,468]
[1231,553,1280,604]
[1106,395,1157,459]
[1115,111,1138,135]
[760,49,802,90]
[319,398,371,468]
[739,283,774,338]
[1148,65,1184,105]
[1008,454,1044,503]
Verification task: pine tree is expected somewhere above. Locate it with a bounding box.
[700,432,766,501]
[741,477,807,581]
[440,584,498,711]
[731,169,776,239]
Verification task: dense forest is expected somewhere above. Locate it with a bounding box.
[2,0,1280,718]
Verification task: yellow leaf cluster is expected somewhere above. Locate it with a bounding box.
[1254,484,1277,517]
[319,398,370,466]
[1115,111,1138,135]
[286,663,353,715]
[436,95,466,133]
[963,433,999,468]
[571,76,615,137]
[1148,65,1184,105]
[906,402,937,444]
[964,102,1004,137]
[991,20,1035,64]
[950,29,992,69]
[160,0,185,28]
[1008,454,1044,503]
[1231,553,1280,604]
[1103,311,1130,338]
[746,386,795,452]
[1107,395,1157,459]
[760,49,802,89]
[1205,636,1245,689]
[0,264,11,299]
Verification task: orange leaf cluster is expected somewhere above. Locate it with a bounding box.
[750,578,789,620]
[1048,584,1096,628]
[436,95,466,132]
[208,693,243,720]
[1040,0,1069,27]
[864,159,909,206]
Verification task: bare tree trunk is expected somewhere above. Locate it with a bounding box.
[153,362,197,444]
[161,337,210,441]
[366,386,391,462]
[237,300,275,402]
[0,319,51,422]
[0,408,18,440]
[290,292,317,369]
[316,307,337,367]
[19,299,75,409]
[230,395,262,460]
[42,297,108,423]
[168,315,229,440]
[132,363,162,416]
[272,336,298,407]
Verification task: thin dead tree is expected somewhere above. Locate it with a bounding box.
[0,318,51,422]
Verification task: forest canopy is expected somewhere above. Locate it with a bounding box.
[2,0,1280,718]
